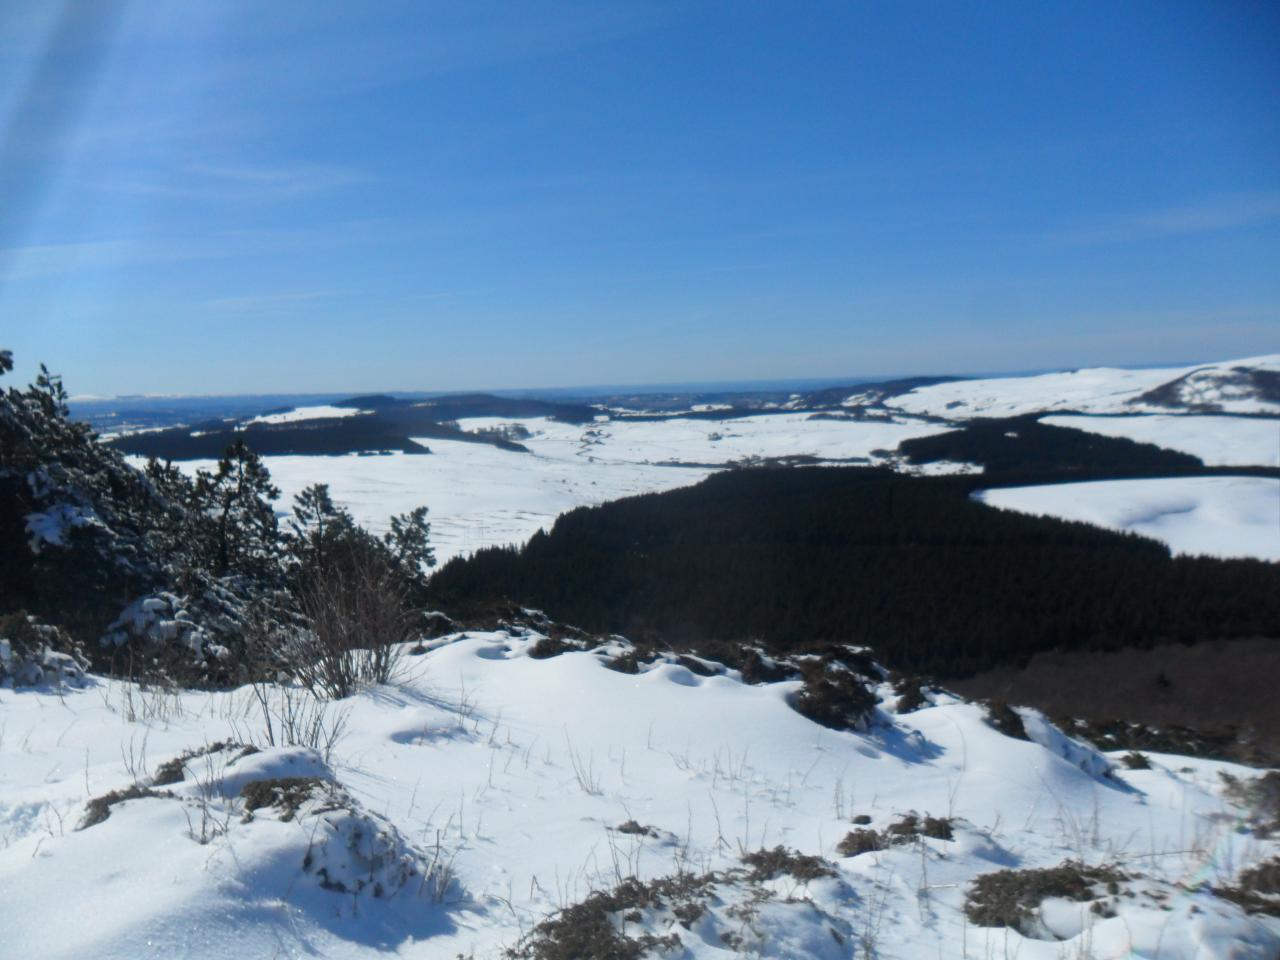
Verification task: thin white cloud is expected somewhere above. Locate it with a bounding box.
[94,162,366,201]
[201,289,345,314]
[1051,192,1280,245]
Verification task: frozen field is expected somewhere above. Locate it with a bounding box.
[247,404,370,425]
[459,413,948,468]
[1042,414,1280,467]
[2,632,1276,959]
[169,414,949,564]
[171,440,711,564]
[978,476,1280,562]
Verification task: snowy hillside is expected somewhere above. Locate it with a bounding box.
[3,631,1278,959]
[977,476,1280,562]
[886,355,1280,418]
[1041,415,1280,467]
[247,404,371,425]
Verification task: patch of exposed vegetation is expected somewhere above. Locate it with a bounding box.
[965,861,1126,938]
[605,651,639,673]
[79,784,173,829]
[1060,716,1276,767]
[1221,771,1280,836]
[240,776,333,823]
[1119,751,1150,770]
[793,658,880,731]
[152,740,253,786]
[886,812,954,843]
[740,846,835,882]
[613,820,658,838]
[893,676,933,713]
[1216,857,1280,917]
[675,654,718,677]
[836,813,953,857]
[984,701,1028,739]
[836,829,884,857]
[529,636,585,660]
[504,873,712,960]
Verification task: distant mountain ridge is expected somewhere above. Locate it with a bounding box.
[100,353,1279,461]
[883,354,1280,419]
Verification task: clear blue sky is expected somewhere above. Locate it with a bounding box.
[2,1,1277,395]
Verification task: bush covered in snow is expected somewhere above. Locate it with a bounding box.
[0,355,436,689]
[0,612,88,687]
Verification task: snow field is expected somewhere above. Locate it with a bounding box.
[1,633,1276,958]
[247,404,369,425]
[164,414,950,565]
[887,355,1280,418]
[1042,414,1280,467]
[977,476,1280,562]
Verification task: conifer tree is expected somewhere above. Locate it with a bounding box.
[385,506,435,575]
[195,440,281,577]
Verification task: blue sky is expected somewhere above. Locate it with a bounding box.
[1,1,1277,395]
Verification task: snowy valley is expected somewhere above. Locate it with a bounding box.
[3,352,1280,959]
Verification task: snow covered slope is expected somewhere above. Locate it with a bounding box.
[1042,415,1280,467]
[887,355,1280,418]
[247,404,369,425]
[978,476,1280,561]
[2,633,1277,958]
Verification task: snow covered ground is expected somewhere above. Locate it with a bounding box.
[167,439,712,564]
[458,413,947,468]
[1042,415,1280,467]
[886,355,1280,418]
[978,476,1280,561]
[161,408,1276,566]
[163,414,949,564]
[247,404,369,425]
[2,633,1276,958]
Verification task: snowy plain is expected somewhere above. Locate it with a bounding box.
[144,355,1280,566]
[1041,415,1279,467]
[977,476,1280,562]
[2,633,1277,959]
[247,404,370,425]
[164,414,950,564]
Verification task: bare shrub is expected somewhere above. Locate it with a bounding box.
[1217,857,1280,916]
[242,680,350,763]
[837,828,884,857]
[292,548,418,699]
[965,861,1125,936]
[1221,770,1280,837]
[740,846,834,882]
[1120,751,1151,770]
[506,873,710,960]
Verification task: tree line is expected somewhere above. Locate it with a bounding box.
[427,466,1280,678]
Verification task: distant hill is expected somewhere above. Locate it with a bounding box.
[105,392,596,460]
[884,355,1280,419]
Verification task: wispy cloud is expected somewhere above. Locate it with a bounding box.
[200,289,345,314]
[1050,192,1280,245]
[95,162,367,201]
[0,238,178,281]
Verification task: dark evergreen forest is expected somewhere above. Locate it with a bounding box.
[427,465,1280,678]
